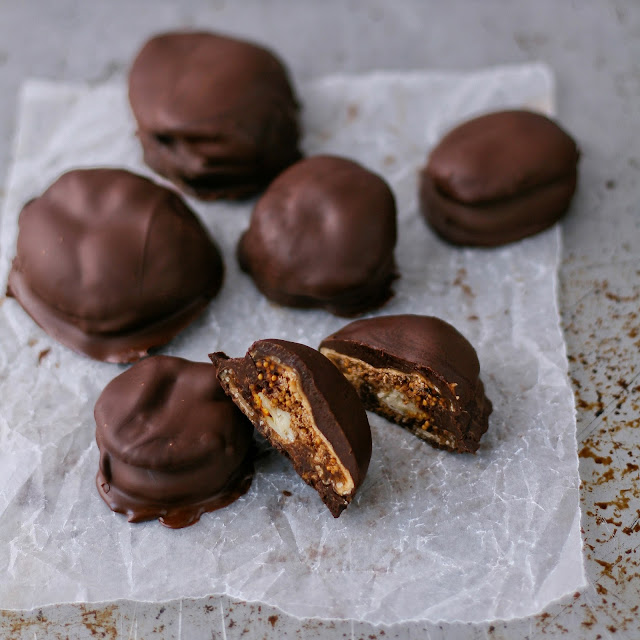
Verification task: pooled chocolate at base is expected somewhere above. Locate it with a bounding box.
[96,462,253,529]
[95,356,254,528]
[320,315,492,453]
[210,339,372,517]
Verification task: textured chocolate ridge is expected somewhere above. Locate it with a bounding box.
[420,173,577,247]
[210,339,372,516]
[138,127,302,202]
[320,315,492,453]
[237,155,398,316]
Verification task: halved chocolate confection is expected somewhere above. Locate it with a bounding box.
[210,339,372,517]
[128,31,302,200]
[237,155,398,316]
[419,110,579,246]
[95,356,254,528]
[7,168,223,362]
[320,315,492,453]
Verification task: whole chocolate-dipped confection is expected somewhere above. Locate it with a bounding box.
[320,315,492,453]
[128,31,301,200]
[237,155,398,316]
[7,168,223,363]
[210,339,372,517]
[419,110,579,246]
[95,356,254,528]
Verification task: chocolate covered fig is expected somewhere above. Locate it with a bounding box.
[95,356,254,528]
[211,339,372,517]
[237,155,398,316]
[7,168,223,362]
[420,110,579,246]
[320,315,492,453]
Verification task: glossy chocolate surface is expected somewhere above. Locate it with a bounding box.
[420,110,579,246]
[95,356,254,528]
[129,31,301,200]
[237,155,398,316]
[7,169,223,362]
[210,339,372,516]
[320,315,492,453]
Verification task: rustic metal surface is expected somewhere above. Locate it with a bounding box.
[0,1,638,638]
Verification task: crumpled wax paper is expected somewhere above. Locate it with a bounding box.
[0,64,585,624]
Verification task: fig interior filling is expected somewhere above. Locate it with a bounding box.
[320,348,459,450]
[219,355,354,497]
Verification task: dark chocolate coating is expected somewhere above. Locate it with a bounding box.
[210,339,372,516]
[237,155,398,316]
[420,110,579,246]
[128,31,301,200]
[320,315,492,453]
[7,168,223,363]
[95,356,254,528]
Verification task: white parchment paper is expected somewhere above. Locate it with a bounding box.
[0,64,585,624]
